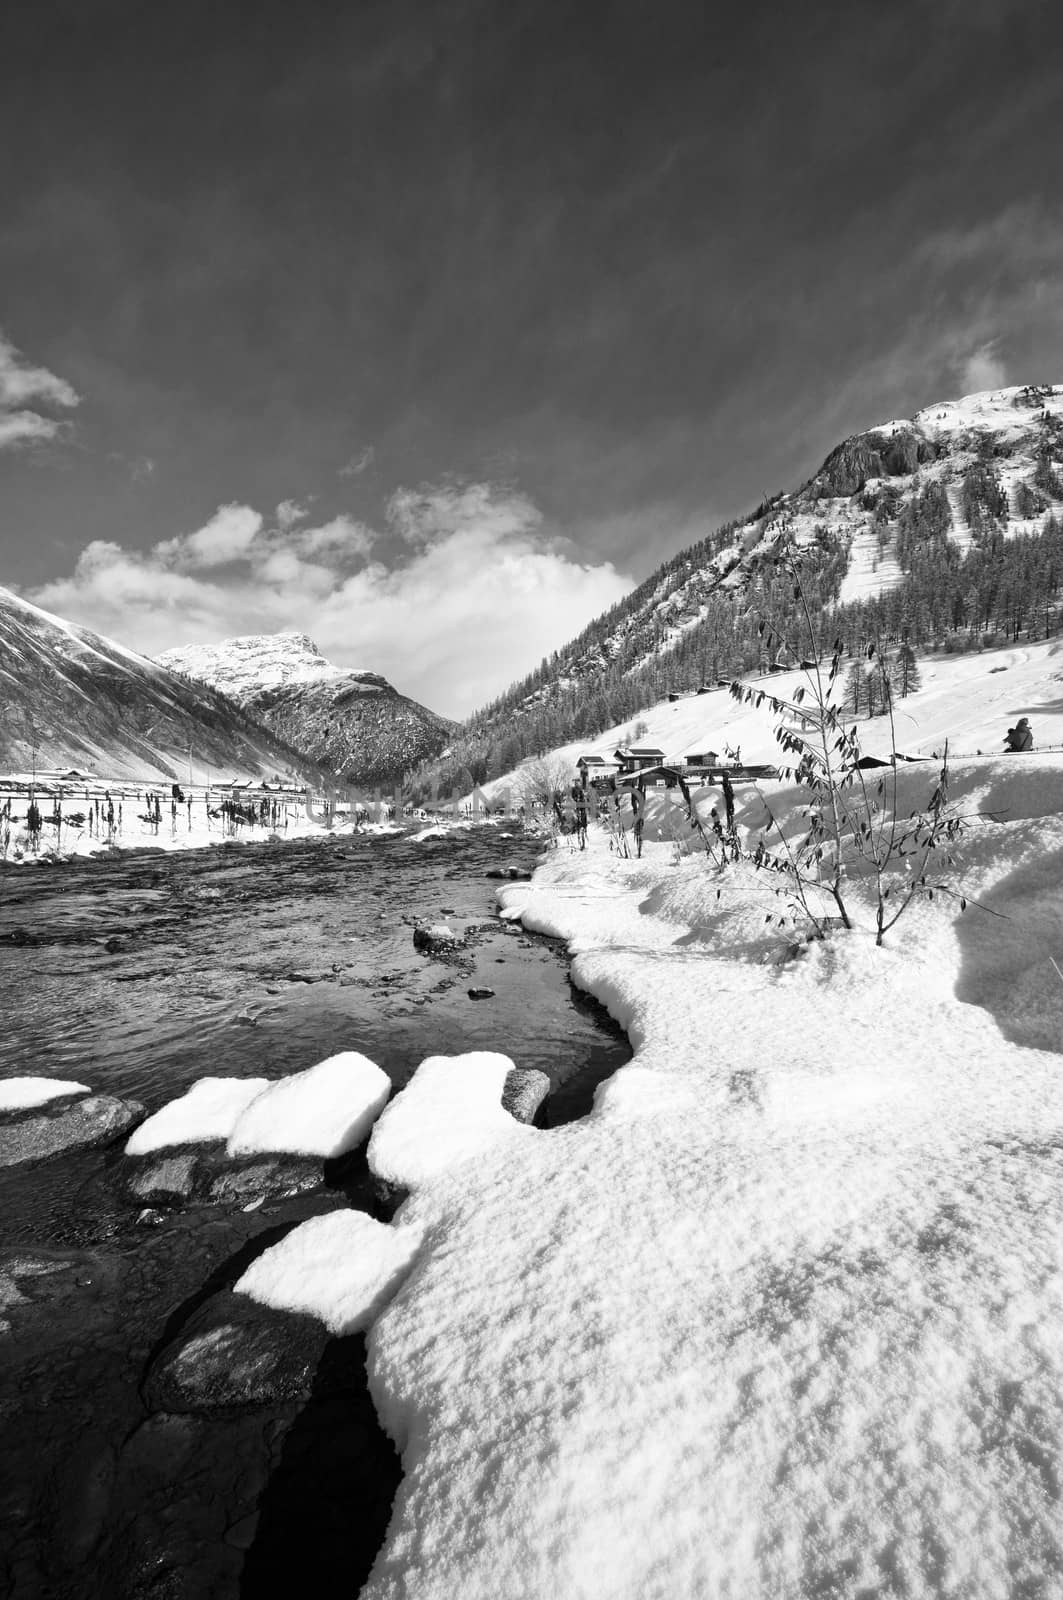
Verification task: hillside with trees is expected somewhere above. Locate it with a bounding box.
[407,384,1063,799]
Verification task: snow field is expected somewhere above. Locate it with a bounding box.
[351,742,1063,1598]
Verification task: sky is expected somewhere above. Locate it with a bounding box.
[2,0,1062,719]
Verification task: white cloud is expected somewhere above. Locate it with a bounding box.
[30,481,634,719]
[0,410,67,449]
[0,331,79,451]
[276,498,309,529]
[387,481,541,547]
[155,503,264,569]
[960,340,1009,395]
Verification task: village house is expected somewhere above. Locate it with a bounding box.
[613,745,666,776]
[576,753,620,782]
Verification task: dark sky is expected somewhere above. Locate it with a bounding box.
[2,0,1062,714]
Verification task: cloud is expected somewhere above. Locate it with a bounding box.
[960,340,1009,394]
[155,503,264,569]
[30,481,633,718]
[387,480,541,547]
[0,331,79,452]
[276,498,310,529]
[0,411,68,449]
[339,445,375,477]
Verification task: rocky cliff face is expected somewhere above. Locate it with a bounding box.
[157,633,455,787]
[0,589,315,783]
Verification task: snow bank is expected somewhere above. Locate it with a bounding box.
[125,1075,269,1155]
[234,1209,422,1335]
[358,743,1063,1599]
[226,1051,390,1159]
[367,1051,530,1189]
[0,1077,90,1111]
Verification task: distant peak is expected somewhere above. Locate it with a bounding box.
[156,631,379,695]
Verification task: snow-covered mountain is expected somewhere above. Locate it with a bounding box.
[158,632,455,787]
[430,382,1063,790]
[0,588,316,783]
[156,631,379,695]
[581,382,1063,680]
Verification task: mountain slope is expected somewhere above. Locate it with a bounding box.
[157,633,455,787]
[411,382,1063,794]
[0,587,316,783]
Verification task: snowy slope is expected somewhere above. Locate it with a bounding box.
[0,585,314,782]
[493,383,1063,728]
[479,634,1063,808]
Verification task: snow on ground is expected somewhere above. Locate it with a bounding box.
[834,521,904,605]
[910,383,1063,443]
[0,1077,90,1111]
[234,1209,423,1335]
[346,757,1063,1597]
[300,643,1063,1600]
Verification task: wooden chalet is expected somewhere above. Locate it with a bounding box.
[613,745,666,776]
[576,753,620,780]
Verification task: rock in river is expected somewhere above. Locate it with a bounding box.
[412,922,462,955]
[120,1145,324,1209]
[501,1068,551,1124]
[0,1094,145,1168]
[143,1290,330,1413]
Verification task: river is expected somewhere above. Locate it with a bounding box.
[0,824,630,1599]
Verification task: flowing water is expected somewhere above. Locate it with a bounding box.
[0,826,630,1599]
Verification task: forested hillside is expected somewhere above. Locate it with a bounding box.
[407,384,1063,798]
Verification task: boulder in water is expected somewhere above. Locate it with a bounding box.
[119,1145,323,1209]
[0,1095,145,1168]
[143,1291,330,1414]
[413,922,462,955]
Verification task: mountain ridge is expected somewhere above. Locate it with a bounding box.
[0,587,318,784]
[158,632,455,788]
[405,381,1063,795]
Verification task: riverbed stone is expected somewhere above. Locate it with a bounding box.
[206,1156,321,1205]
[0,1094,145,1168]
[126,1151,200,1205]
[119,1146,324,1209]
[501,1068,551,1124]
[413,921,462,954]
[143,1291,330,1414]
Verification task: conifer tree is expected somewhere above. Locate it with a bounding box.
[897,640,920,697]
